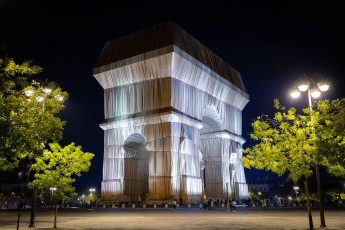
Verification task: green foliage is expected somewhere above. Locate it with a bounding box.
[29,142,94,198]
[317,99,345,177]
[243,100,314,183]
[0,55,68,171]
[243,98,345,183]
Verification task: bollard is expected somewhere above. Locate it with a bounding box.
[103,203,106,208]
[165,203,168,208]
[132,204,135,208]
[188,203,191,208]
[154,203,157,208]
[176,204,179,208]
[112,203,115,208]
[122,203,125,208]
[143,204,146,209]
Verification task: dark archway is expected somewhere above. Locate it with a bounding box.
[123,133,148,203]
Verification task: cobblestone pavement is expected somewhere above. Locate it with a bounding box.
[1,206,344,230]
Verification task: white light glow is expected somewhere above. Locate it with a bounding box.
[55,94,64,101]
[36,96,44,102]
[25,90,34,97]
[290,88,301,98]
[296,80,309,92]
[42,87,52,94]
[317,81,330,92]
[310,88,321,98]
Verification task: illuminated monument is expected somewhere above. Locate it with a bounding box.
[93,21,250,204]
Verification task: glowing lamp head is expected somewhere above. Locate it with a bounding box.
[290,88,301,99]
[42,87,52,95]
[36,96,44,102]
[55,94,64,101]
[25,90,34,97]
[310,88,321,98]
[317,81,330,92]
[296,79,309,92]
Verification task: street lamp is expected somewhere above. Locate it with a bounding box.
[290,74,329,228]
[89,188,96,209]
[24,79,65,109]
[89,188,96,194]
[49,187,58,229]
[49,187,57,206]
[293,186,299,199]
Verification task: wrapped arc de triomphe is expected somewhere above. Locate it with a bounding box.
[93,21,250,204]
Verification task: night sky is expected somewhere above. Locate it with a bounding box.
[1,0,345,193]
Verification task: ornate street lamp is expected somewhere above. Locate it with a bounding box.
[24,79,65,109]
[290,74,329,228]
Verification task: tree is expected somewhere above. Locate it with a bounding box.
[317,99,345,177]
[1,51,94,228]
[243,98,345,180]
[242,99,319,230]
[242,99,315,182]
[0,54,67,171]
[243,99,345,229]
[29,142,94,228]
[29,142,94,198]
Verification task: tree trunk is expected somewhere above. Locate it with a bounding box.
[28,187,37,227]
[304,178,314,230]
[315,163,326,227]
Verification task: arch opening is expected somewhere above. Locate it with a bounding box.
[123,133,148,203]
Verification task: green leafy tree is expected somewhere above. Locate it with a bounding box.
[29,142,94,198]
[243,98,345,182]
[317,99,345,177]
[29,142,94,228]
[242,99,320,229]
[1,51,94,227]
[243,98,345,229]
[243,99,315,182]
[0,55,67,171]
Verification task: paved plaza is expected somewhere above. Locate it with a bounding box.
[1,206,344,230]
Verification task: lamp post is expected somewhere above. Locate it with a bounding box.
[290,74,329,228]
[50,187,57,206]
[89,188,96,209]
[293,186,299,199]
[49,187,58,229]
[89,188,96,194]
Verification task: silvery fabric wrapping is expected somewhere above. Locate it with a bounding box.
[94,22,249,204]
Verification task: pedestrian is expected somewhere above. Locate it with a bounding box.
[263,199,267,209]
[172,200,177,210]
[226,198,231,212]
[232,200,237,212]
[203,200,208,210]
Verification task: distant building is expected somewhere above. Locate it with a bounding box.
[247,177,273,193]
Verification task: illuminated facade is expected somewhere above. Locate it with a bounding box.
[93,21,250,204]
